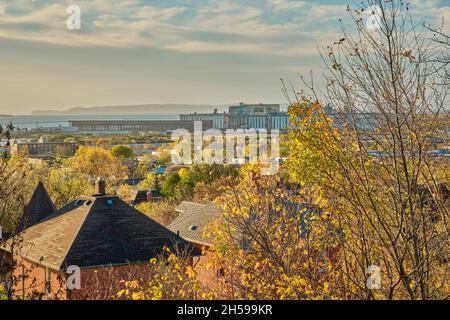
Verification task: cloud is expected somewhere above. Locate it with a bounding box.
[267,0,306,12]
[308,4,347,20]
[0,0,447,56]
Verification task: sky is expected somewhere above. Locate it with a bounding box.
[0,0,448,115]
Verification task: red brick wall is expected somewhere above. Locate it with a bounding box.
[192,244,221,291]
[11,254,208,300]
[11,258,152,300]
[69,263,153,300]
[12,256,66,300]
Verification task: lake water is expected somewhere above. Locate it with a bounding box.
[0,115,179,130]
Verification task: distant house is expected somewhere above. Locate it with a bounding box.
[165,165,189,175]
[123,178,145,187]
[168,201,223,287]
[133,189,163,205]
[1,179,198,300]
[11,140,77,160]
[151,166,167,175]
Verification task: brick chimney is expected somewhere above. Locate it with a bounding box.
[95,177,106,195]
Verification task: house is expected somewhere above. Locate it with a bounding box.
[133,189,163,205]
[1,181,57,289]
[168,201,223,288]
[123,178,144,187]
[151,166,167,175]
[1,179,198,300]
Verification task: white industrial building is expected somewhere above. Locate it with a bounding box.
[180,103,289,131]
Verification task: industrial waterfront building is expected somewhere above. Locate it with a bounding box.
[180,103,289,131]
[69,120,213,133]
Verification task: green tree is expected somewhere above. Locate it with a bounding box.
[161,172,181,199]
[139,173,161,190]
[111,145,133,159]
[152,173,161,190]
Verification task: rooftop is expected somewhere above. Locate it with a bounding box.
[3,193,197,271]
[16,182,57,233]
[169,201,222,247]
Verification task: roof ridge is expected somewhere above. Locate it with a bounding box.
[16,181,57,232]
[168,202,222,247]
[61,198,101,269]
[175,200,203,209]
[169,202,214,227]
[8,194,198,271]
[12,201,93,270]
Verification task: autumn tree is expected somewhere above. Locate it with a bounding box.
[63,146,127,188]
[39,166,92,208]
[0,123,37,299]
[117,247,202,300]
[154,145,173,165]
[192,177,230,204]
[204,165,341,300]
[139,173,161,190]
[135,201,178,226]
[116,184,137,204]
[134,162,150,179]
[286,0,449,299]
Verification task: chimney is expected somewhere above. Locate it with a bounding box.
[95,177,106,195]
[146,190,153,203]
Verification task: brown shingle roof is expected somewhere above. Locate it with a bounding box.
[169,202,222,246]
[16,182,56,232]
[3,195,198,270]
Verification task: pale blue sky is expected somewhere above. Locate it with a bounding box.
[0,0,448,114]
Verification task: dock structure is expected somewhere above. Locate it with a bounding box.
[69,120,213,133]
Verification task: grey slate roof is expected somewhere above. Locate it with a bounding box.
[169,202,222,246]
[16,182,56,232]
[3,195,198,271]
[175,201,206,214]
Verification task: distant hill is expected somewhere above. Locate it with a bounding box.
[32,104,229,116]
